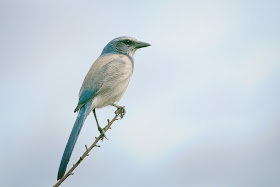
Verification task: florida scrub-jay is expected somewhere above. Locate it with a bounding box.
[57,36,150,180]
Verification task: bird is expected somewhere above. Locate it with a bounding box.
[57,36,150,180]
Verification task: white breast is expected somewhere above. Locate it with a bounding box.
[91,54,133,109]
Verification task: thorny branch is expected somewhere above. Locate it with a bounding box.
[53,110,123,187]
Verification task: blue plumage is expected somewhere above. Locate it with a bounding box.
[74,89,96,112]
[57,36,150,180]
[57,102,92,180]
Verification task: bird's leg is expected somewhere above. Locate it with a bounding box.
[93,108,108,140]
[111,104,126,119]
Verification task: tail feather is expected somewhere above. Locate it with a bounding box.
[57,104,91,180]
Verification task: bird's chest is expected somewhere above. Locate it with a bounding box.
[119,54,133,72]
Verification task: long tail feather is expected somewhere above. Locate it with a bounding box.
[57,104,91,180]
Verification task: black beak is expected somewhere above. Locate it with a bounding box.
[135,41,151,49]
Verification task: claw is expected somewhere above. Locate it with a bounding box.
[114,106,126,119]
[98,126,108,140]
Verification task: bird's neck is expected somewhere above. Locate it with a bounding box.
[100,51,134,69]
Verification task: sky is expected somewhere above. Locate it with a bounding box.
[0,0,280,187]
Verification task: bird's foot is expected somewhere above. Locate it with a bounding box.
[114,106,126,119]
[98,126,108,141]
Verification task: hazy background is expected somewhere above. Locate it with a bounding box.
[1,0,279,186]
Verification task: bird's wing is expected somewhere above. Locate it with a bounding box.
[74,89,96,112]
[74,54,132,112]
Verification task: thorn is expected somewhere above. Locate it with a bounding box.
[95,137,98,140]
[107,119,110,124]
[87,154,89,156]
[70,173,74,175]
[85,145,88,150]
[95,145,101,147]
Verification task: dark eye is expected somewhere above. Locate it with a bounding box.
[124,40,131,45]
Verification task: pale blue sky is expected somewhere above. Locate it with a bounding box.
[0,0,280,187]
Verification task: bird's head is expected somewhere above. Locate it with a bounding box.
[101,36,151,58]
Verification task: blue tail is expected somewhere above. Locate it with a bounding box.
[57,105,91,180]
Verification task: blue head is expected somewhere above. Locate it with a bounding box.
[101,36,151,58]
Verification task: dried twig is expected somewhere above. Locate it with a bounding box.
[53,112,121,187]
